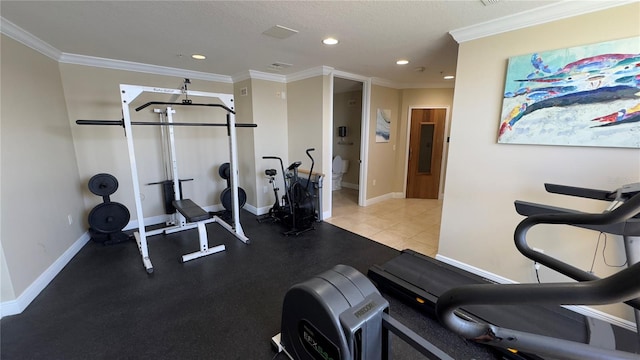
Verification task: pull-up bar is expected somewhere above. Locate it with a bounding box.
[78,83,253,274]
[76,119,256,128]
[134,101,235,113]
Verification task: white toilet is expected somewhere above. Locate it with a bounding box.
[332,155,350,191]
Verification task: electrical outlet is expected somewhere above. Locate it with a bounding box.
[263,185,268,194]
[68,214,73,225]
[372,179,376,186]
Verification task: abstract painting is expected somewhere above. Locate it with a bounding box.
[498,37,640,148]
[376,108,391,143]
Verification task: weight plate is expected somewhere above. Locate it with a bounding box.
[218,163,231,180]
[88,173,119,196]
[220,187,247,211]
[88,202,130,233]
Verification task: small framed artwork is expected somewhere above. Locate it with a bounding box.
[498,37,640,148]
[376,108,391,143]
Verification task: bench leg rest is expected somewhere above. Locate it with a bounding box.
[181,221,226,263]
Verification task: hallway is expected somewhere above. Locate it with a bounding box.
[325,188,442,257]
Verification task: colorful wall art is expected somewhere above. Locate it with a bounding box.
[498,37,640,148]
[376,108,391,143]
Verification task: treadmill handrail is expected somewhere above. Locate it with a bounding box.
[514,191,640,310]
[435,262,640,360]
[544,183,616,201]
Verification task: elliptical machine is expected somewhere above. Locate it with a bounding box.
[260,148,317,236]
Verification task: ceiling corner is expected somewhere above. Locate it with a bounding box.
[450,0,637,43]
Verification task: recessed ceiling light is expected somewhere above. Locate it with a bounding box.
[191,54,206,60]
[396,60,409,65]
[444,75,455,80]
[322,38,339,45]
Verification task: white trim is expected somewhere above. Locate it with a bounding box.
[0,232,91,318]
[371,77,399,89]
[232,70,286,83]
[362,193,394,207]
[242,203,259,216]
[449,0,637,43]
[329,70,371,208]
[0,17,61,60]
[58,53,232,83]
[435,254,638,333]
[371,77,454,90]
[286,66,333,82]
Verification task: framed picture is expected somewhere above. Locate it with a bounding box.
[376,108,391,143]
[498,37,640,148]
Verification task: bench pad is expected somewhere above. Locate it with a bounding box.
[172,199,210,223]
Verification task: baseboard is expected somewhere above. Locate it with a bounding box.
[435,254,637,333]
[242,203,259,216]
[0,231,91,318]
[341,182,359,190]
[392,192,405,199]
[363,193,394,206]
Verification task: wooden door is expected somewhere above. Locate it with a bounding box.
[406,108,446,199]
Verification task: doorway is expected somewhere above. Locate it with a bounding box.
[406,107,448,199]
[332,76,365,211]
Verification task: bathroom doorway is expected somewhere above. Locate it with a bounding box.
[332,76,366,211]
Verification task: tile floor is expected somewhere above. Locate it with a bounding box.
[325,188,442,257]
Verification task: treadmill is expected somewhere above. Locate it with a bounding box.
[368,183,640,359]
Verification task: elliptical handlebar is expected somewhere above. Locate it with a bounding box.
[305,148,315,191]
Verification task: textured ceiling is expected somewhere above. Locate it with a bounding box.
[1,0,618,87]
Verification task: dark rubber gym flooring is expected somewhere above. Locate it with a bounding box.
[1,212,501,360]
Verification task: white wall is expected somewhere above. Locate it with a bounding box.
[440,3,640,322]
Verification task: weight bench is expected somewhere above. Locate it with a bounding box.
[172,199,225,263]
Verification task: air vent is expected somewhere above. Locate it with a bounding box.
[481,0,499,5]
[262,25,299,39]
[268,62,293,72]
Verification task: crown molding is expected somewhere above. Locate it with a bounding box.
[401,81,454,89]
[332,70,371,83]
[233,70,286,83]
[0,17,61,60]
[286,66,334,82]
[450,0,638,43]
[59,53,233,83]
[371,77,400,89]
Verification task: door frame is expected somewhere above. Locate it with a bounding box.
[403,106,451,199]
[330,71,371,211]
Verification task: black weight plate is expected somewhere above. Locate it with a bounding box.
[88,173,118,196]
[88,202,130,233]
[220,187,247,211]
[218,163,230,180]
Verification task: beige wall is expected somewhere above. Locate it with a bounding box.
[368,85,401,199]
[287,76,325,171]
[440,3,640,322]
[1,35,86,300]
[232,79,257,209]
[287,76,330,212]
[247,78,288,211]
